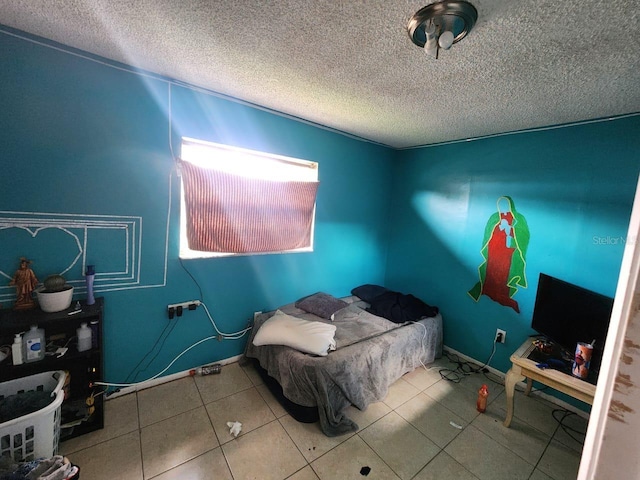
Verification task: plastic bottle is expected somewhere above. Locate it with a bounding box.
[85,265,95,305]
[12,333,23,366]
[77,322,92,352]
[189,363,222,376]
[23,325,45,363]
[476,384,489,413]
[90,320,99,349]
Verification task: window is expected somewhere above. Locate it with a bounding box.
[179,137,319,258]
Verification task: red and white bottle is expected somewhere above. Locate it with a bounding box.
[476,384,489,413]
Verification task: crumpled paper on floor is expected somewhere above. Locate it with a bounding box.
[227,421,242,437]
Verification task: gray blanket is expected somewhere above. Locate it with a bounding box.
[244,300,443,436]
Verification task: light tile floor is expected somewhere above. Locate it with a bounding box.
[60,356,587,480]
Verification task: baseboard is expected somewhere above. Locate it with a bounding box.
[105,353,244,399]
[443,345,590,419]
[107,347,589,420]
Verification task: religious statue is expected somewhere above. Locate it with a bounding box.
[10,257,39,310]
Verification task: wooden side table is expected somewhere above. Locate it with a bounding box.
[503,339,595,427]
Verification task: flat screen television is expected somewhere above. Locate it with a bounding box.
[531,273,614,379]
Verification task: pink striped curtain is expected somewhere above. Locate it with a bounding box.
[180,161,319,254]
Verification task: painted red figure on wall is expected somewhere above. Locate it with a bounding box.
[468,196,530,313]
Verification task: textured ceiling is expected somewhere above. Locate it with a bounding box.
[1,0,639,148]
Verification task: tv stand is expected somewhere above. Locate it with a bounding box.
[503,338,595,427]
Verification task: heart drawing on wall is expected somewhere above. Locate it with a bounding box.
[0,226,83,284]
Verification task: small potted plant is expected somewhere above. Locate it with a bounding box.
[36,274,74,312]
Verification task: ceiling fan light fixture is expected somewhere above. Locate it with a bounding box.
[438,30,455,49]
[408,0,478,59]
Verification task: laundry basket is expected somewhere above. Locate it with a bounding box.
[0,370,66,462]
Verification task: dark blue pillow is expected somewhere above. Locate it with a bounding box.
[350,284,389,303]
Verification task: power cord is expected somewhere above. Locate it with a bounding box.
[552,409,587,445]
[98,300,252,393]
[125,317,179,383]
[97,334,221,390]
[411,320,435,372]
[439,339,497,383]
[179,257,204,300]
[113,210,197,385]
[177,256,250,338]
[101,252,253,393]
[201,302,252,339]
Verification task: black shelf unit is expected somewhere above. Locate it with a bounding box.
[0,298,104,441]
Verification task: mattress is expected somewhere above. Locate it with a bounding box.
[244,298,443,436]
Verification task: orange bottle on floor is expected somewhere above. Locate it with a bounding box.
[477,384,489,413]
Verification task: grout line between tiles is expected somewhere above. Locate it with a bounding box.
[60,428,141,457]
[530,441,553,480]
[71,361,584,480]
[354,430,405,480]
[135,391,147,480]
[413,450,478,480]
[527,416,566,480]
[471,419,544,471]
[203,400,221,448]
[277,416,308,462]
[222,450,235,480]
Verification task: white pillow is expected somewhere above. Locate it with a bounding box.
[253,310,337,356]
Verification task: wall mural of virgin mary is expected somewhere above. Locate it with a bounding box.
[468,196,530,313]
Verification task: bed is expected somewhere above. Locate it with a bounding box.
[244,286,443,436]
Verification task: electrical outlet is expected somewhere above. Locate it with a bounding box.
[167,300,201,319]
[495,328,506,343]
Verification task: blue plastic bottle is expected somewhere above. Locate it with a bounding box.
[86,265,95,305]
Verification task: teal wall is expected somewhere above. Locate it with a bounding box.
[2,26,639,393]
[386,116,640,376]
[0,29,394,384]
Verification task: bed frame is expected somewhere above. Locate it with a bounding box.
[250,357,319,423]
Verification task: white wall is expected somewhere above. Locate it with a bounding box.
[579,175,640,479]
